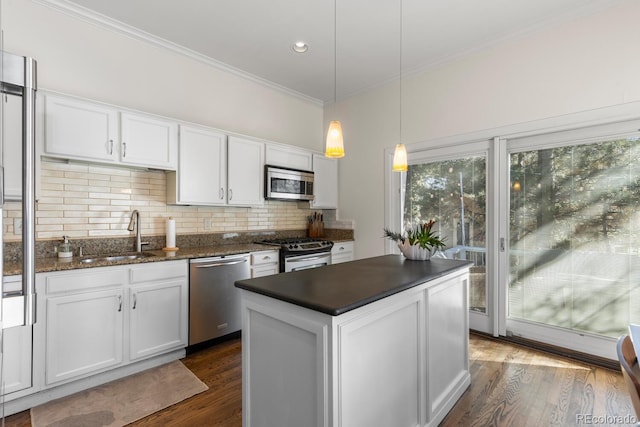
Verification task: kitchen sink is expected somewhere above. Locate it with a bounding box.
[80,252,157,264]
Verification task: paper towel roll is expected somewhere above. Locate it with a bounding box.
[165,217,176,249]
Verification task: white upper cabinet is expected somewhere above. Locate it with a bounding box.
[265,142,313,171]
[168,125,227,206]
[167,128,264,207]
[43,93,177,170]
[120,112,178,170]
[228,136,264,206]
[44,93,118,163]
[311,154,339,209]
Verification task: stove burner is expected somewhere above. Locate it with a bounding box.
[258,238,333,252]
[261,238,323,244]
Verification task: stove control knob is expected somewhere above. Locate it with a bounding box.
[288,244,294,249]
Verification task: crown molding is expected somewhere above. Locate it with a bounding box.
[33,0,324,107]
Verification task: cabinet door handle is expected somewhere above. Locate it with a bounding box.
[109,139,114,155]
[122,142,127,158]
[229,188,233,201]
[219,188,224,200]
[132,294,137,310]
[117,295,122,312]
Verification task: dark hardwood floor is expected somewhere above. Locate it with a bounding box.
[4,333,635,426]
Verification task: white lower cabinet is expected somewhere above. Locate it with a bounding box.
[38,260,188,388]
[331,241,354,264]
[251,250,279,277]
[45,287,125,385]
[240,266,470,427]
[128,263,188,361]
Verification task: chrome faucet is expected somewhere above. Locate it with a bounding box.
[127,210,149,252]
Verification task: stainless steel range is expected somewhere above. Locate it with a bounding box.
[259,238,333,272]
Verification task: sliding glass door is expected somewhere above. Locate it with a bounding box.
[505,126,640,359]
[392,115,640,357]
[403,142,493,333]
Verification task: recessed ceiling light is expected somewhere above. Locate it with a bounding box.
[292,41,309,53]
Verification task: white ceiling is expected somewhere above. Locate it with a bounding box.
[59,0,617,104]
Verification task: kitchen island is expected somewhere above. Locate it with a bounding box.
[235,254,472,427]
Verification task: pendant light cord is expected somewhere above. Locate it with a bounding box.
[334,0,337,107]
[399,0,402,145]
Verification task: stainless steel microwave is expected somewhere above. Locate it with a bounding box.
[265,165,314,201]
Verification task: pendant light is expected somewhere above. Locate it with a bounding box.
[325,0,345,158]
[392,143,407,171]
[392,0,408,172]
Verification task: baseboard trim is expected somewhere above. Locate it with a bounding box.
[470,330,619,372]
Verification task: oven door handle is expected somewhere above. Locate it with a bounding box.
[291,263,328,272]
[287,255,330,263]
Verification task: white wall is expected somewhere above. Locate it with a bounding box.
[332,0,640,259]
[3,0,323,150]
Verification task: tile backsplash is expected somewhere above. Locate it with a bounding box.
[3,159,344,242]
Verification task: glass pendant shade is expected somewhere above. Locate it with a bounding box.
[392,143,408,172]
[325,120,345,158]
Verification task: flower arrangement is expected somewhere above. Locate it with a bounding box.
[384,220,446,260]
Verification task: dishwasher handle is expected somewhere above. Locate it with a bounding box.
[192,258,248,269]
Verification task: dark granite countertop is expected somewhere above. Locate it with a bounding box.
[4,243,274,276]
[235,254,472,316]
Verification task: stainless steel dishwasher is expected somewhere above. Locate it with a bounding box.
[189,254,250,345]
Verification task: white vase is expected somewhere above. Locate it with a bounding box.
[398,241,431,260]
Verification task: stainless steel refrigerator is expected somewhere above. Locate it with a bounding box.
[0,50,37,419]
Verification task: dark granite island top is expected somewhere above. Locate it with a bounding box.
[235,254,472,316]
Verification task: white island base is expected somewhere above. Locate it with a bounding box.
[239,263,470,427]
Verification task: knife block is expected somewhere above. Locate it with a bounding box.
[308,220,325,238]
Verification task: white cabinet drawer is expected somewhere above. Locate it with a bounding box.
[331,241,354,264]
[45,267,128,294]
[251,250,279,266]
[252,264,279,278]
[129,260,188,284]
